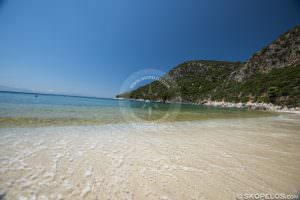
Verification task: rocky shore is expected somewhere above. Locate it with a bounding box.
[200,100,300,114]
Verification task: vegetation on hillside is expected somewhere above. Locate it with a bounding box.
[117,25,300,108]
[212,65,300,107]
[118,63,300,107]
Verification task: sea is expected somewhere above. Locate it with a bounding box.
[0,91,276,127]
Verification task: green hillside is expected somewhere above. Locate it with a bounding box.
[117,25,300,108]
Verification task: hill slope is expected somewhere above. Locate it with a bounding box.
[117,25,300,108]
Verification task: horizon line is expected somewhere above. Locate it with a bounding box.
[0,90,117,101]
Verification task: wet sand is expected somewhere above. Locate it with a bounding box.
[0,114,300,200]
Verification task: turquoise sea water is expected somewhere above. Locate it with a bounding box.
[0,91,277,127]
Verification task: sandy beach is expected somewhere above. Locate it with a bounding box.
[1,114,300,200]
[0,1,299,199]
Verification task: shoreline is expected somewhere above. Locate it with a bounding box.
[200,100,300,114]
[124,98,300,114]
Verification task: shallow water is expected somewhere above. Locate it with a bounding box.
[0,91,276,127]
[0,115,300,199]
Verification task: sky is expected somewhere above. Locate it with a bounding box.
[0,0,299,97]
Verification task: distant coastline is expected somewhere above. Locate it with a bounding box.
[0,90,114,101]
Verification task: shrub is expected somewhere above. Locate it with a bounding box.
[267,86,279,97]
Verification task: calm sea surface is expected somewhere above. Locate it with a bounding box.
[0,91,277,127]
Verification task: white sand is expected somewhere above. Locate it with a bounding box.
[0,115,300,200]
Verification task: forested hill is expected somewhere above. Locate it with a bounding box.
[117,25,300,108]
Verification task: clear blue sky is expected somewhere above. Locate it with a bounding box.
[0,0,299,97]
